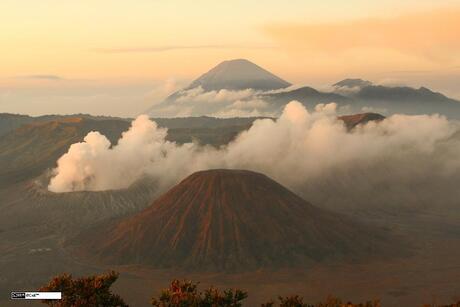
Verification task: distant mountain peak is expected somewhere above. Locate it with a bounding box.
[220,58,253,65]
[333,78,373,89]
[187,59,291,91]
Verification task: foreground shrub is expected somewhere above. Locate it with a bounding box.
[150,279,248,307]
[39,270,127,307]
[39,273,460,307]
[262,295,380,307]
[423,302,460,307]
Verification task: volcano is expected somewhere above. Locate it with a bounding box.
[77,169,397,270]
[339,112,385,129]
[187,59,291,91]
[146,59,291,117]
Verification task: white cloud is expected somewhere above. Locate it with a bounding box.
[175,86,256,103]
[149,86,275,118]
[49,101,460,214]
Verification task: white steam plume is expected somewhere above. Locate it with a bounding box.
[48,101,460,211]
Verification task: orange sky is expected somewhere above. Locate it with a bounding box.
[0,0,459,116]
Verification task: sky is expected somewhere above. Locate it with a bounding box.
[1,0,460,116]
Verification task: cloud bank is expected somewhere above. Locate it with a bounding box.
[93,44,277,54]
[148,86,276,118]
[18,75,64,81]
[48,101,460,211]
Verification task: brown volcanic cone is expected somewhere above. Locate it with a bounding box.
[339,112,385,129]
[79,169,396,270]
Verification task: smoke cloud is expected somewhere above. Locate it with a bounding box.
[148,86,276,118]
[48,101,460,211]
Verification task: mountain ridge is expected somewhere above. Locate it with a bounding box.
[147,59,460,118]
[333,78,373,89]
